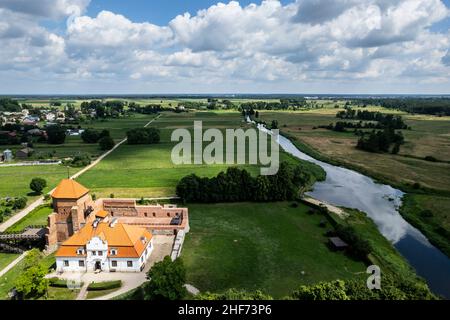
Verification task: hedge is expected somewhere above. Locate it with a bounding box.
[88,280,122,291]
[49,277,84,288]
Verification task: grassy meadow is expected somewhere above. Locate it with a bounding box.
[182,201,367,298]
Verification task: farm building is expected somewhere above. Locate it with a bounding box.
[16,147,34,159]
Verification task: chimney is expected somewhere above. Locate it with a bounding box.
[109,218,118,228]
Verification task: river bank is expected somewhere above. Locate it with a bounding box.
[280,130,450,260]
[253,122,450,298]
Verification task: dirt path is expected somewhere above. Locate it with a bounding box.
[0,115,161,233]
[0,251,27,278]
[302,196,349,219]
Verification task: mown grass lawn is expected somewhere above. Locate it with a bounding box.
[182,202,367,298]
[0,253,55,300]
[6,205,52,233]
[0,253,20,272]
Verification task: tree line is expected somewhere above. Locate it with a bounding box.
[176,162,319,203]
[336,109,408,129]
[352,98,450,116]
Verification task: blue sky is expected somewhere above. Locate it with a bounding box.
[86,0,294,24]
[0,0,450,94]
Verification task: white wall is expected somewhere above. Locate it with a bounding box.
[56,238,154,273]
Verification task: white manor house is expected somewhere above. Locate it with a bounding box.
[55,217,153,273]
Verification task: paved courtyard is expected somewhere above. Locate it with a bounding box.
[46,235,174,300]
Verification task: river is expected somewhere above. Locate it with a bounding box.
[257,123,450,298]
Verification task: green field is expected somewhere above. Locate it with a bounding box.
[182,202,367,298]
[0,165,71,199]
[78,111,267,198]
[6,205,52,233]
[0,253,20,272]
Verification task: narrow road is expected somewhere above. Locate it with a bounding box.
[0,114,162,232]
[0,251,27,278]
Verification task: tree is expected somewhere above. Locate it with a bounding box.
[144,256,187,300]
[81,129,101,143]
[46,125,66,144]
[30,178,47,194]
[270,120,278,129]
[14,249,49,299]
[127,128,160,145]
[99,136,115,151]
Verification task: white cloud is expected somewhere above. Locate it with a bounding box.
[0,0,450,93]
[0,0,90,19]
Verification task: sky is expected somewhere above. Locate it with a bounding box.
[0,0,450,94]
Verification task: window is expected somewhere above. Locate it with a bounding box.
[110,249,117,256]
[144,213,148,217]
[79,260,84,267]
[64,260,69,267]
[152,212,156,217]
[77,248,84,255]
[92,251,97,256]
[98,251,103,256]
[127,261,133,267]
[111,261,117,267]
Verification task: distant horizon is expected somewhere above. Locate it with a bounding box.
[1,0,449,94]
[2,93,450,98]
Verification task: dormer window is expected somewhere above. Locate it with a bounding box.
[110,249,118,256]
[76,248,85,255]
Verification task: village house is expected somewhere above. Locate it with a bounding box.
[46,179,189,273]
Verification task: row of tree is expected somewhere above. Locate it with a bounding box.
[336,109,408,129]
[354,98,450,116]
[176,163,316,203]
[126,127,160,144]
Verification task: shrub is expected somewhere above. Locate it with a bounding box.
[420,210,434,218]
[424,156,437,162]
[13,197,27,210]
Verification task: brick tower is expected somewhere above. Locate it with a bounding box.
[46,179,94,248]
